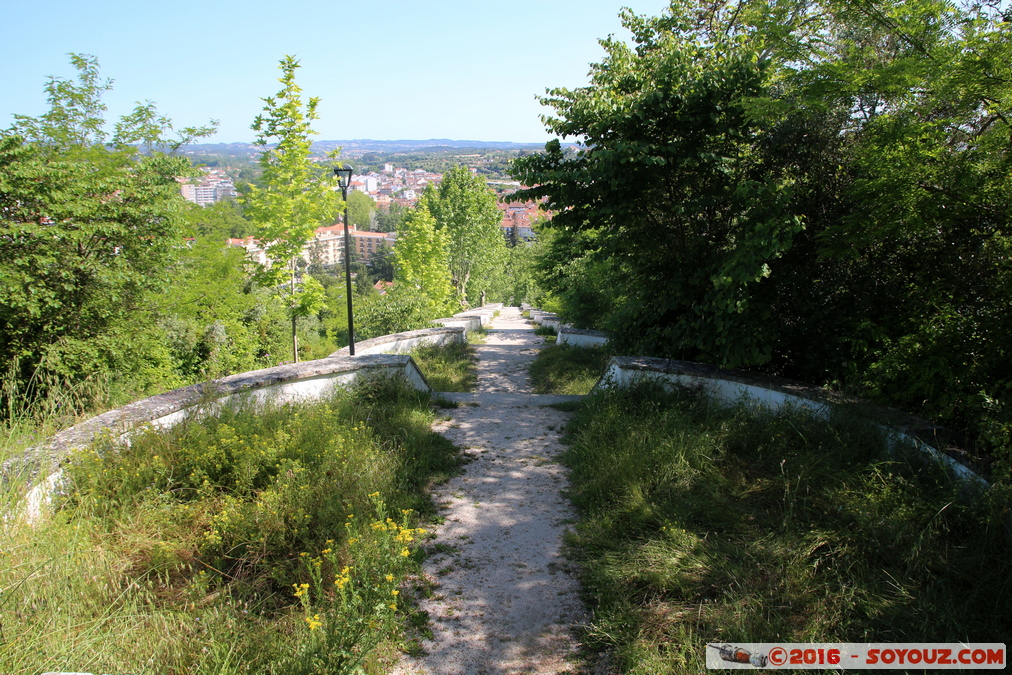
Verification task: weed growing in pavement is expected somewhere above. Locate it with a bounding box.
[0,377,461,675]
[562,383,1012,673]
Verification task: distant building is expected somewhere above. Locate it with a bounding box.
[178,168,238,206]
[350,226,396,261]
[497,198,544,243]
[227,237,269,266]
[305,225,348,269]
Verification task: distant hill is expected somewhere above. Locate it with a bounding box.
[314,139,555,154]
[179,139,568,158]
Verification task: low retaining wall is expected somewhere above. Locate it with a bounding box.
[331,326,465,357]
[594,356,984,487]
[432,316,482,334]
[454,310,495,326]
[558,327,610,347]
[14,354,433,522]
[37,354,432,470]
[528,310,558,325]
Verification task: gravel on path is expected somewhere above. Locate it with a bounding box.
[393,307,588,675]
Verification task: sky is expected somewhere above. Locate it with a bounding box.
[2,0,672,145]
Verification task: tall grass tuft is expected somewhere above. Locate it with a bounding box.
[529,343,610,395]
[0,376,461,674]
[562,383,1012,673]
[410,341,478,392]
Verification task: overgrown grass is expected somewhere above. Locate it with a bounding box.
[533,324,558,343]
[562,384,1012,673]
[467,327,488,345]
[410,341,478,392]
[529,343,610,395]
[0,377,462,675]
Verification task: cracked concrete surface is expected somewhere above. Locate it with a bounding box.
[393,307,587,675]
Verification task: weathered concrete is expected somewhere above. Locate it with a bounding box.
[331,326,465,357]
[432,316,483,335]
[596,355,986,488]
[454,310,496,327]
[558,327,609,348]
[41,355,431,468]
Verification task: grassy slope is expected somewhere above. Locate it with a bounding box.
[0,378,461,675]
[561,384,1012,673]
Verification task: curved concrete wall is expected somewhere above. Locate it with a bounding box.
[331,326,465,357]
[432,316,482,334]
[31,324,472,476]
[14,353,434,523]
[558,327,610,348]
[30,354,432,472]
[594,356,985,488]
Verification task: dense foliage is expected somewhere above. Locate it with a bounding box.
[511,0,1012,471]
[0,56,347,420]
[422,165,509,308]
[0,55,218,411]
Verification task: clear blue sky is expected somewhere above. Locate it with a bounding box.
[3,0,672,145]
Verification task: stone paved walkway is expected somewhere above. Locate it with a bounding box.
[393,307,587,675]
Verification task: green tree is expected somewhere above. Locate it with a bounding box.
[423,165,507,308]
[243,56,342,362]
[347,190,376,229]
[156,235,289,379]
[511,0,1012,470]
[374,202,406,233]
[367,241,396,282]
[354,286,431,339]
[181,199,253,240]
[393,206,453,317]
[0,54,216,412]
[511,7,802,367]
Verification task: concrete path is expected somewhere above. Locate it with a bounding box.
[393,307,587,675]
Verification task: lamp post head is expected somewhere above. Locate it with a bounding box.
[334,165,353,191]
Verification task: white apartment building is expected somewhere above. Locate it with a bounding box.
[178,169,238,206]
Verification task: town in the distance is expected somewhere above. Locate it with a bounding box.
[177,141,552,275]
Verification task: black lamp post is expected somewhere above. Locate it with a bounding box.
[335,165,356,356]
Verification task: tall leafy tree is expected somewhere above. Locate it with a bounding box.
[0,54,216,410]
[511,0,1012,467]
[423,165,507,308]
[393,206,453,316]
[243,56,342,362]
[511,4,803,367]
[346,190,375,229]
